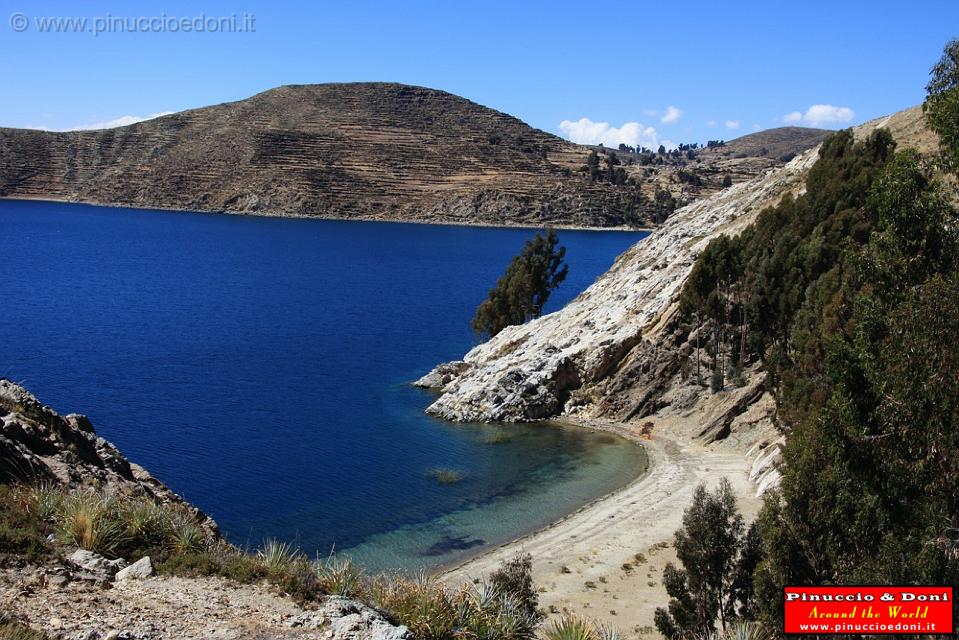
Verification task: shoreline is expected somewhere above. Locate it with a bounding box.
[433,418,652,577]
[0,195,654,233]
[440,415,762,636]
[430,421,651,576]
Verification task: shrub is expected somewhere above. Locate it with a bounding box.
[488,553,540,621]
[0,487,49,559]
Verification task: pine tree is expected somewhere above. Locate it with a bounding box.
[472,229,569,337]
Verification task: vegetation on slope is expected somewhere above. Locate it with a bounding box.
[0,480,616,640]
[665,38,959,636]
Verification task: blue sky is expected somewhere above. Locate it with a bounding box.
[2,0,957,148]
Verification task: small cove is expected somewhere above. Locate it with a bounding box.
[2,199,649,572]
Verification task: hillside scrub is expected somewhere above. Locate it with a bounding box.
[0,482,612,640]
[676,37,959,630]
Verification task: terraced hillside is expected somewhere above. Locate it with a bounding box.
[0,84,642,226]
[0,84,826,227]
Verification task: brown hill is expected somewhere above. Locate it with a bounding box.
[0,83,644,227]
[0,84,829,227]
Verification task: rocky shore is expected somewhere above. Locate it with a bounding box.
[0,381,413,640]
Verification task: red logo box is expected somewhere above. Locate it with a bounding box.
[784,586,953,635]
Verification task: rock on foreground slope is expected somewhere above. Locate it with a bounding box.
[0,379,413,640]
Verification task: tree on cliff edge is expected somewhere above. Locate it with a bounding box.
[472,228,568,337]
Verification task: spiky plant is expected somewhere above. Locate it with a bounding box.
[119,496,169,543]
[365,573,458,640]
[55,490,126,555]
[256,538,301,572]
[25,484,64,522]
[315,553,365,597]
[543,614,596,640]
[722,621,771,640]
[167,516,209,555]
[593,622,623,640]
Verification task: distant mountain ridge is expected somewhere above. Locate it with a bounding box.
[0,83,827,227]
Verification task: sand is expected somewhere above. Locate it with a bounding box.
[441,416,765,638]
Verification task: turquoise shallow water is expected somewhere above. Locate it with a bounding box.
[1,199,648,572]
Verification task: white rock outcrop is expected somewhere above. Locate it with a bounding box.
[417,149,820,423]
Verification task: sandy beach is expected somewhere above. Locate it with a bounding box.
[441,415,765,638]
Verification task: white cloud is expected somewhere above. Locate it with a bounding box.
[660,105,682,124]
[782,104,855,128]
[724,120,740,130]
[558,117,670,149]
[752,123,761,131]
[706,120,717,127]
[26,112,174,132]
[643,108,659,117]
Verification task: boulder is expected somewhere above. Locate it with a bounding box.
[67,549,126,579]
[115,557,153,581]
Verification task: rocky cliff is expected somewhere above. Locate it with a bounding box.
[415,150,818,423]
[0,84,824,228]
[417,107,932,449]
[0,379,205,517]
[0,380,416,640]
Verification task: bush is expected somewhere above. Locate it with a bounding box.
[0,487,49,559]
[488,553,540,621]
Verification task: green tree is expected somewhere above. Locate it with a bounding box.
[472,229,568,337]
[925,38,959,170]
[585,150,601,181]
[654,479,748,639]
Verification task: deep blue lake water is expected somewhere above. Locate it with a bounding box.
[1,200,648,571]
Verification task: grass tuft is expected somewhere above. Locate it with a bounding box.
[315,553,365,597]
[256,538,302,572]
[543,614,597,640]
[54,490,127,556]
